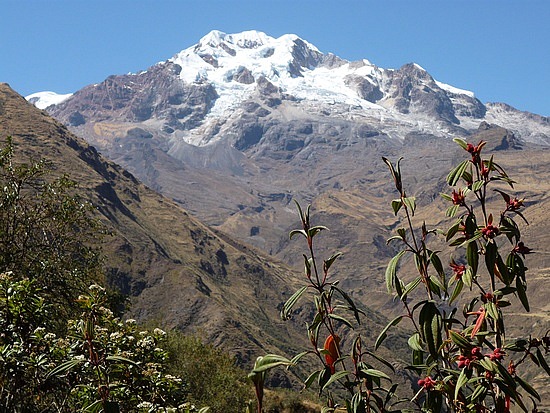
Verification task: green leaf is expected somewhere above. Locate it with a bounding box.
[472,180,485,191]
[385,250,406,293]
[403,196,416,215]
[82,400,103,413]
[466,241,478,277]
[515,375,540,401]
[484,302,499,322]
[419,301,442,360]
[397,227,406,240]
[351,391,366,413]
[402,276,422,299]
[453,138,468,150]
[446,218,463,241]
[391,199,402,216]
[449,330,472,350]
[362,350,396,373]
[516,274,530,312]
[383,157,403,194]
[447,160,470,186]
[358,368,391,381]
[331,285,365,324]
[470,384,488,402]
[281,286,308,320]
[290,351,310,365]
[105,355,139,366]
[449,278,464,305]
[324,252,343,272]
[46,358,86,379]
[289,229,307,240]
[303,369,321,389]
[252,354,293,373]
[485,241,497,279]
[327,313,353,329]
[446,204,460,218]
[408,332,423,352]
[321,370,350,391]
[536,348,550,376]
[308,225,328,238]
[375,315,403,350]
[455,368,468,400]
[428,250,445,279]
[462,267,473,288]
[318,366,332,394]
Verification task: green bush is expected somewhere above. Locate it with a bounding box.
[166,333,253,413]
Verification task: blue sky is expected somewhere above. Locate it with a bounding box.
[2,0,548,116]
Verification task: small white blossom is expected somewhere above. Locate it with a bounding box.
[153,328,166,337]
[44,332,57,341]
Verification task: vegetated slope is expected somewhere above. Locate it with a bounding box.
[0,82,309,368]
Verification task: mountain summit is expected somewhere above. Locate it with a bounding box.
[26,29,550,266]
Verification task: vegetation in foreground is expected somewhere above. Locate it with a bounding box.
[251,138,549,412]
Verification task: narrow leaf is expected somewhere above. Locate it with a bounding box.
[281,286,308,320]
[375,315,403,350]
[385,250,406,293]
[321,370,350,391]
[447,160,469,186]
[455,368,468,400]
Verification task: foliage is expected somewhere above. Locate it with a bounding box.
[377,138,549,412]
[250,202,399,412]
[0,137,103,325]
[251,138,548,412]
[165,333,253,413]
[0,272,196,412]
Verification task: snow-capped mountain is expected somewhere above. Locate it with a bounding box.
[31,30,549,148]
[26,91,72,109]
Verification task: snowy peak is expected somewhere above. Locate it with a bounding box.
[171,30,327,84]
[26,91,72,109]
[196,30,273,51]
[29,30,550,147]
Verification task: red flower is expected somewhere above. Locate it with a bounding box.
[481,214,499,239]
[486,347,505,362]
[457,346,482,369]
[457,355,471,369]
[507,197,524,211]
[324,334,340,374]
[481,224,499,239]
[418,376,436,390]
[465,140,486,164]
[451,189,466,206]
[450,260,466,280]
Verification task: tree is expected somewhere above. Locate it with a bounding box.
[0,137,103,325]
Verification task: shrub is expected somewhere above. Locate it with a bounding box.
[165,333,253,413]
[251,138,550,412]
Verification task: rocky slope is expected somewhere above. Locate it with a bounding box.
[0,82,314,369]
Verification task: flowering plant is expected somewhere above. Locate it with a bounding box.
[378,138,549,412]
